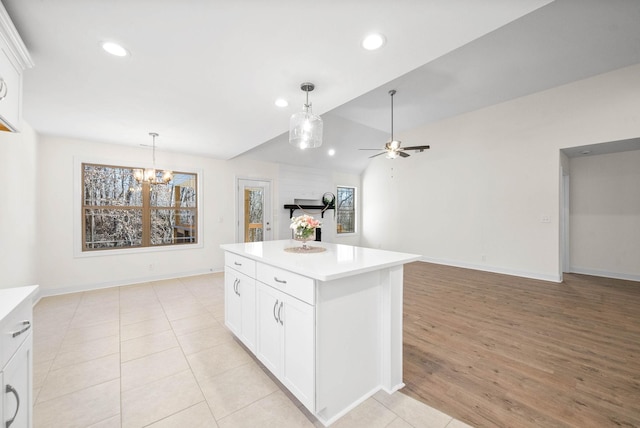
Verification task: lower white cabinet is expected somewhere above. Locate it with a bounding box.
[2,338,31,428]
[222,241,417,426]
[1,285,38,428]
[255,282,314,410]
[224,268,256,352]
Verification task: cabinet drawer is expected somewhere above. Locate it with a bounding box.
[1,298,32,368]
[257,263,315,305]
[225,252,256,278]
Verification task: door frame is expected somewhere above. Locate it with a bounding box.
[236,177,273,243]
[560,167,570,279]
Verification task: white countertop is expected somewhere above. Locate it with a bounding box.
[221,240,421,281]
[0,285,39,321]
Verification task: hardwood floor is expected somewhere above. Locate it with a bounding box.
[402,262,640,428]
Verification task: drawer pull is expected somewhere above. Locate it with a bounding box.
[11,321,31,338]
[274,277,287,284]
[234,261,242,266]
[5,384,20,428]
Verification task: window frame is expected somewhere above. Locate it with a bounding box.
[74,157,203,257]
[336,185,357,235]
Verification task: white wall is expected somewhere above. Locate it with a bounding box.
[361,64,640,282]
[0,122,39,288]
[34,135,360,296]
[36,135,279,296]
[277,164,361,246]
[569,150,640,280]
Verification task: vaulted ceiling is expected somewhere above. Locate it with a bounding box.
[5,0,640,173]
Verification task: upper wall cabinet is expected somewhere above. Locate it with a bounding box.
[0,3,33,133]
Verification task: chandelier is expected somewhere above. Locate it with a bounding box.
[134,132,172,184]
[289,82,323,149]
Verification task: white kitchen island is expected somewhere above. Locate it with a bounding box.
[221,240,420,426]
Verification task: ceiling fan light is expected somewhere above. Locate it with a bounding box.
[389,140,401,150]
[386,151,399,160]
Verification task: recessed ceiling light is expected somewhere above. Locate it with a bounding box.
[275,98,288,107]
[101,41,129,57]
[328,149,336,156]
[362,33,386,51]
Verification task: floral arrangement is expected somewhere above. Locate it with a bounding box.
[290,214,321,241]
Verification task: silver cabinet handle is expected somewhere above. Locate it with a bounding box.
[0,78,7,102]
[11,321,31,338]
[278,302,284,326]
[234,261,242,266]
[274,277,287,284]
[273,299,279,323]
[5,384,20,428]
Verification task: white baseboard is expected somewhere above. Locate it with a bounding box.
[569,267,640,282]
[34,268,225,304]
[418,257,562,283]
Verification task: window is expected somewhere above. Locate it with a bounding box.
[336,186,356,234]
[82,163,197,251]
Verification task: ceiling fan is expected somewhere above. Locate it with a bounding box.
[360,89,430,159]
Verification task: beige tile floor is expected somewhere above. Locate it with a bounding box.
[32,273,473,428]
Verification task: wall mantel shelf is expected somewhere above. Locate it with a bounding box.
[284,204,335,218]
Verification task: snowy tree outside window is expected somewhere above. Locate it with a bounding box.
[336,186,356,234]
[82,163,198,250]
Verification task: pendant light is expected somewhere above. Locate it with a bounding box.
[289,82,323,149]
[134,132,173,184]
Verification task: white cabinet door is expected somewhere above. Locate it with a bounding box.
[281,294,315,411]
[2,336,31,428]
[256,283,281,375]
[238,274,256,352]
[0,47,21,132]
[256,282,315,411]
[225,268,256,352]
[224,269,242,337]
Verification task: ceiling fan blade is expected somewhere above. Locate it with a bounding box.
[400,145,430,151]
[398,151,410,158]
[369,152,387,158]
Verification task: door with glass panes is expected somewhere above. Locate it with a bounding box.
[237,179,272,243]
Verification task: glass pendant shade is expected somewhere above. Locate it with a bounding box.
[144,168,157,182]
[289,107,323,149]
[289,82,323,149]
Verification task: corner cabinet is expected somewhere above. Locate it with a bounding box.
[1,285,38,428]
[222,241,420,427]
[0,2,34,132]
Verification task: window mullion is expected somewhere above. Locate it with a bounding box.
[142,182,151,246]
